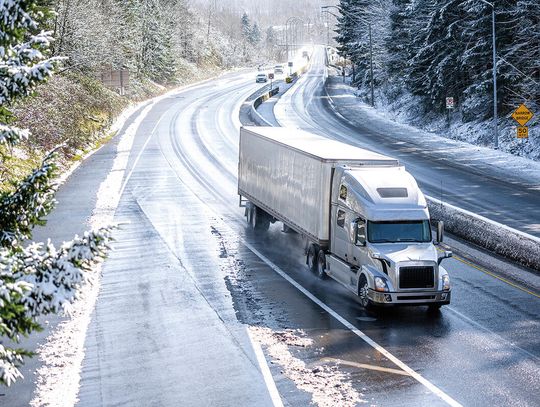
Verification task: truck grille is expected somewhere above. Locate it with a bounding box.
[399,266,435,289]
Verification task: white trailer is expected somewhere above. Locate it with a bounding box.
[238,126,453,310]
[238,126,398,244]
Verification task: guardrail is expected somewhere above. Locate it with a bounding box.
[250,86,279,126]
[428,197,540,271]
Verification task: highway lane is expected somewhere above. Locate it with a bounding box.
[72,68,539,406]
[6,69,537,406]
[274,46,540,238]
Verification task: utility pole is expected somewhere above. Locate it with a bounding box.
[369,23,374,107]
[491,5,498,149]
[477,0,498,149]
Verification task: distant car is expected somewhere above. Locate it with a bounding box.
[274,65,284,74]
[256,73,268,83]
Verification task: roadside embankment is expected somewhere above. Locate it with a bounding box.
[428,197,540,271]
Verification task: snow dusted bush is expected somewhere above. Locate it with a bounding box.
[0,0,114,386]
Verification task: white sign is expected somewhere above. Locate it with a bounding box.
[446,97,455,109]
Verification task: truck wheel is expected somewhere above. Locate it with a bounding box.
[246,203,254,226]
[358,275,373,310]
[307,244,319,272]
[317,250,327,279]
[251,206,270,231]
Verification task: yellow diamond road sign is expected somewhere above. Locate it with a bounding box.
[511,103,534,126]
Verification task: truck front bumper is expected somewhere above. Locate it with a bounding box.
[369,289,451,306]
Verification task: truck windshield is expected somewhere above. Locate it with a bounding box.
[367,220,431,243]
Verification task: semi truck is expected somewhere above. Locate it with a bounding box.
[238,126,452,310]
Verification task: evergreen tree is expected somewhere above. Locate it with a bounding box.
[407,0,466,112]
[385,0,413,93]
[460,0,539,118]
[241,12,251,60]
[250,22,261,46]
[0,0,114,386]
[241,12,251,41]
[334,0,358,65]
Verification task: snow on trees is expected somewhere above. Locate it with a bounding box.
[0,0,114,386]
[335,0,539,125]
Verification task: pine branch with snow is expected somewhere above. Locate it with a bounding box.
[0,0,116,386]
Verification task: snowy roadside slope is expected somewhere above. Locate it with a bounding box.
[324,75,540,188]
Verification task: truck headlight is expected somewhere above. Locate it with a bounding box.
[442,274,450,291]
[374,277,389,292]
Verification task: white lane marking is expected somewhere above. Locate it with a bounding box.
[247,328,285,407]
[238,239,463,407]
[116,109,165,200]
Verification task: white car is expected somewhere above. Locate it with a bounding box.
[256,73,268,83]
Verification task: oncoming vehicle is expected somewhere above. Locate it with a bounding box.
[273,64,284,74]
[255,73,268,83]
[238,126,453,311]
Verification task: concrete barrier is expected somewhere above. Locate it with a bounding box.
[427,196,540,272]
[250,87,279,126]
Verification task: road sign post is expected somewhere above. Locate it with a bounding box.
[511,103,534,127]
[511,104,534,141]
[517,126,528,139]
[445,97,454,126]
[268,72,274,91]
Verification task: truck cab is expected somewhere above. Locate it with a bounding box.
[323,165,452,309]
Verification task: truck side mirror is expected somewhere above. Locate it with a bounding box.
[435,221,444,244]
[437,250,453,265]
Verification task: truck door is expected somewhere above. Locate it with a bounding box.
[331,206,349,262]
[348,217,368,288]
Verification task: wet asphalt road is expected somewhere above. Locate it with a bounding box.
[66,68,539,406]
[4,67,538,406]
[275,47,540,238]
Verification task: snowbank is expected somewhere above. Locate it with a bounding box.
[427,196,540,271]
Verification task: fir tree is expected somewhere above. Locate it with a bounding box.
[250,22,261,46]
[386,0,413,93]
[407,0,466,112]
[241,12,251,41]
[0,0,114,386]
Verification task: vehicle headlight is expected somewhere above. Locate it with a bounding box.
[442,274,450,291]
[374,276,389,292]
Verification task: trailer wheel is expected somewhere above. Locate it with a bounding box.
[307,244,319,272]
[250,205,270,231]
[358,275,373,310]
[246,202,254,226]
[316,250,327,279]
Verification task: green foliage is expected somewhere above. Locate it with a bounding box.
[0,0,115,386]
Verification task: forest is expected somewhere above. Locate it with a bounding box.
[334,0,539,155]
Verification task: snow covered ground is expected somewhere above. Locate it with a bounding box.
[339,66,539,161]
